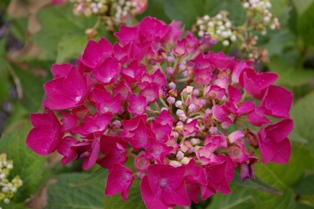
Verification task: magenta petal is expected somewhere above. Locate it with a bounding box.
[265,119,294,142]
[26,111,63,155]
[51,63,72,78]
[208,52,234,70]
[105,164,135,201]
[237,101,255,114]
[57,136,77,165]
[271,138,291,164]
[141,176,170,209]
[80,37,112,69]
[82,138,100,170]
[262,86,293,118]
[63,67,87,97]
[92,57,120,84]
[139,83,159,104]
[114,25,139,46]
[161,182,190,206]
[127,94,147,115]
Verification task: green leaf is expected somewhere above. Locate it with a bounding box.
[249,144,314,209]
[250,188,296,209]
[233,170,282,195]
[268,56,314,87]
[294,174,314,195]
[296,203,314,209]
[204,0,247,26]
[254,145,314,188]
[137,0,171,23]
[11,63,47,113]
[103,179,146,209]
[69,166,108,188]
[32,4,95,60]
[291,91,314,153]
[56,34,89,63]
[207,183,254,209]
[0,121,47,203]
[45,173,105,209]
[265,30,296,57]
[0,57,10,104]
[163,0,205,29]
[292,0,313,14]
[269,0,291,26]
[163,0,246,30]
[297,2,314,46]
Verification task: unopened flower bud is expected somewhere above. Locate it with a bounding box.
[165,67,174,74]
[167,96,175,104]
[168,82,176,90]
[169,160,182,167]
[85,28,98,39]
[175,100,183,108]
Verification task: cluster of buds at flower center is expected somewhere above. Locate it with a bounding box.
[0,153,23,205]
[26,16,293,209]
[195,11,237,47]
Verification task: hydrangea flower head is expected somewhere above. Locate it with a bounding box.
[26,16,293,209]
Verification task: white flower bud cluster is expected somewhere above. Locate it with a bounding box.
[0,153,23,204]
[112,0,138,24]
[195,11,237,47]
[70,0,109,16]
[241,0,280,34]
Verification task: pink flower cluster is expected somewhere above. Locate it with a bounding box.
[26,16,293,208]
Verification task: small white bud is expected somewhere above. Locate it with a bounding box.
[203,15,210,21]
[270,24,276,30]
[167,56,175,63]
[225,22,232,28]
[186,86,194,94]
[3,198,10,204]
[221,31,229,38]
[198,31,205,37]
[176,151,184,160]
[181,157,191,165]
[175,100,183,108]
[182,70,189,77]
[263,16,270,23]
[2,187,8,193]
[216,14,222,19]
[222,40,230,46]
[261,30,267,35]
[191,138,200,145]
[243,2,250,8]
[219,25,225,31]
[168,82,176,89]
[230,35,237,42]
[207,21,214,27]
[165,67,174,74]
[192,89,200,96]
[216,29,221,35]
[199,25,205,30]
[169,160,182,167]
[188,104,196,112]
[176,109,185,116]
[196,19,204,25]
[167,96,175,104]
[266,2,272,8]
[179,114,187,121]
